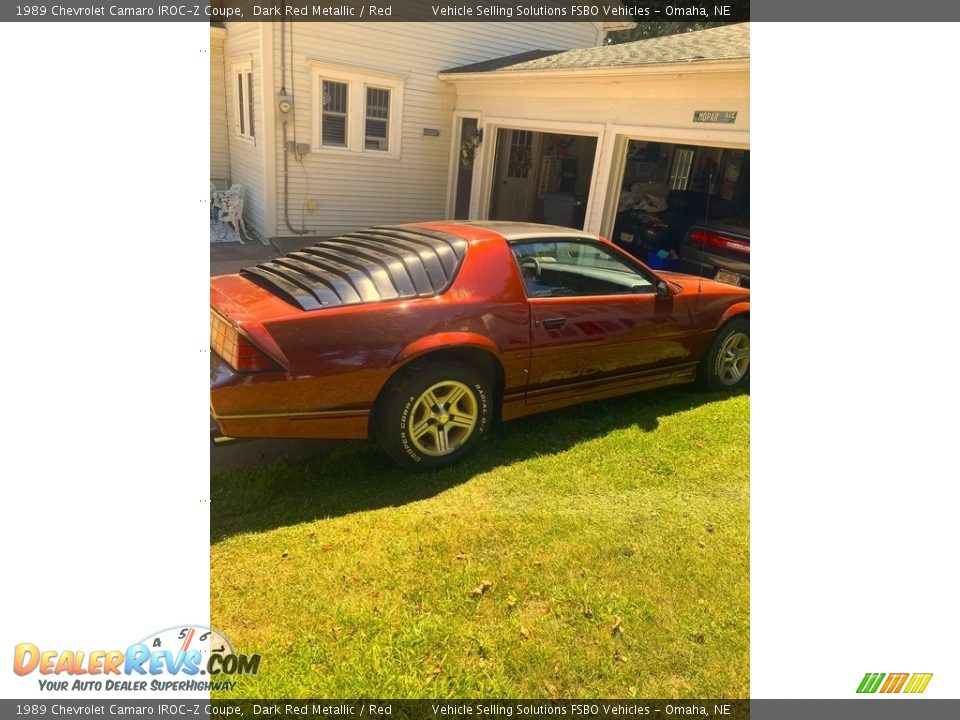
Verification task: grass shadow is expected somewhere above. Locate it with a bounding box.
[210,385,747,543]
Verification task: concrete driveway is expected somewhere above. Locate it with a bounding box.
[210,432,345,472]
[210,240,278,277]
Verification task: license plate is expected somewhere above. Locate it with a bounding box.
[619,232,634,244]
[714,269,742,286]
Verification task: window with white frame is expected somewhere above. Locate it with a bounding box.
[233,62,255,141]
[364,86,391,151]
[311,63,403,157]
[321,80,348,147]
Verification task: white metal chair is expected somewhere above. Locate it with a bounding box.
[213,184,247,243]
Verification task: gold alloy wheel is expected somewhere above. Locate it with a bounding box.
[717,331,750,385]
[408,380,479,456]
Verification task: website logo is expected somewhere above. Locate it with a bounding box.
[13,625,260,692]
[856,672,933,694]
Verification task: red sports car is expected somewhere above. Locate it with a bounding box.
[210,221,749,469]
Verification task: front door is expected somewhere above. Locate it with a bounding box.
[492,129,541,221]
[510,238,695,404]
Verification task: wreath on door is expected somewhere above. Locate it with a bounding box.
[548,134,576,158]
[460,134,481,170]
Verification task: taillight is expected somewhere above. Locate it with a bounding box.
[210,310,279,373]
[232,335,280,372]
[689,229,750,256]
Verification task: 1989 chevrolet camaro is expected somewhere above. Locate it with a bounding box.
[210,221,749,469]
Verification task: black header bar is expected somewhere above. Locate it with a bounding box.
[6,1,749,22]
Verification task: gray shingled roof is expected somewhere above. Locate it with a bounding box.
[441,23,749,75]
[443,49,565,75]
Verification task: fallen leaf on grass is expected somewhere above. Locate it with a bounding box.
[611,617,623,636]
[614,649,627,663]
[470,581,492,599]
[545,683,559,699]
[519,627,530,640]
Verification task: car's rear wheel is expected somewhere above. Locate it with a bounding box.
[374,360,493,471]
[700,317,750,391]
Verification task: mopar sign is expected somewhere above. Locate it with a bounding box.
[693,110,738,124]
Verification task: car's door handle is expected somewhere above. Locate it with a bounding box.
[541,317,567,331]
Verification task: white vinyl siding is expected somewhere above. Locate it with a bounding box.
[269,21,599,238]
[209,30,230,184]
[222,22,266,237]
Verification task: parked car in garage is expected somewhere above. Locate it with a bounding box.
[679,216,750,288]
[210,221,750,470]
[614,190,750,286]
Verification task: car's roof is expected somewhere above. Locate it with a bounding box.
[238,221,602,311]
[457,221,597,242]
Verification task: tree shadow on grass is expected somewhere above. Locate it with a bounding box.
[210,386,747,542]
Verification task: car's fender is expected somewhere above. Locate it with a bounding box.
[394,332,503,367]
[719,301,750,327]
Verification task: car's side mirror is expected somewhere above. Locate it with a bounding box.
[655,280,672,298]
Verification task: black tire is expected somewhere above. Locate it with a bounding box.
[374,360,493,471]
[699,317,750,392]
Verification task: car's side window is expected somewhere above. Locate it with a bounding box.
[511,240,655,298]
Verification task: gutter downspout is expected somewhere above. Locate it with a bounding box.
[280,19,309,236]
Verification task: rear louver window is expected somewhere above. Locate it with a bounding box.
[240,226,468,311]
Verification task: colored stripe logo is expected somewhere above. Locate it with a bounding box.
[857,672,932,694]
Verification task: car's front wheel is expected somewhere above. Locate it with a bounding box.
[374,360,493,470]
[700,317,750,391]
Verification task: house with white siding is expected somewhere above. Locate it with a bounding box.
[210,22,749,243]
[210,21,612,241]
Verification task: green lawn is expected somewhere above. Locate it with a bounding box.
[211,387,749,698]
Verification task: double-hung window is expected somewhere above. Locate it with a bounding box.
[364,87,391,151]
[233,62,255,141]
[321,80,349,147]
[311,63,403,157]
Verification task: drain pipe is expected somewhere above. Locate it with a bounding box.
[280,19,308,236]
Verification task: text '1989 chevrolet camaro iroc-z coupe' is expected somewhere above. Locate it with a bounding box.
[210,221,749,469]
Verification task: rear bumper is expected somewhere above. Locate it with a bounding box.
[679,247,750,288]
[210,353,370,440]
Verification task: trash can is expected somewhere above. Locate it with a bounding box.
[541,193,584,228]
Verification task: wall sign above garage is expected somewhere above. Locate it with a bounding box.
[693,111,738,124]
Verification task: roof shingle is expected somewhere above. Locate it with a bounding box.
[441,23,749,75]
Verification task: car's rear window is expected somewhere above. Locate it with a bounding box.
[240,226,468,310]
